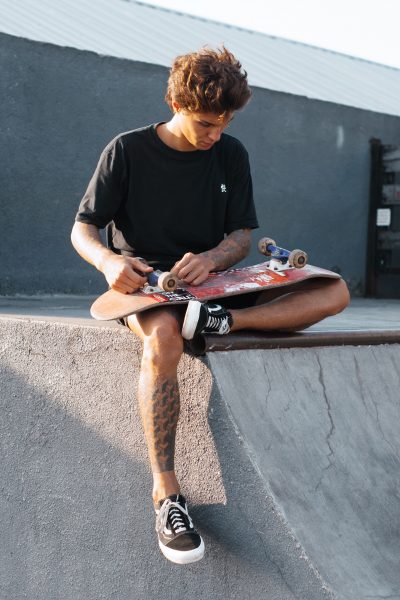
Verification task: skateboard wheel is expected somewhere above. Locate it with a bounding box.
[258,237,276,256]
[288,249,308,268]
[157,271,178,292]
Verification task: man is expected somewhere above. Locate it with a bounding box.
[71,47,349,565]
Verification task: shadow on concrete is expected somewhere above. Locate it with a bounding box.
[0,322,329,600]
[200,382,333,600]
[208,346,400,600]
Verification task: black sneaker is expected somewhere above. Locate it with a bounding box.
[155,494,205,564]
[182,301,232,340]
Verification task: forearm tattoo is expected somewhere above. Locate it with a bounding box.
[139,378,180,473]
[201,229,251,271]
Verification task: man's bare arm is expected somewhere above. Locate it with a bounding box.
[171,228,252,285]
[71,222,152,293]
[201,228,252,271]
[71,222,113,270]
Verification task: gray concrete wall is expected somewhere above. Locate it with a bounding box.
[2,32,400,295]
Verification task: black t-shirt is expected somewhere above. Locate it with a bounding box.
[76,124,259,270]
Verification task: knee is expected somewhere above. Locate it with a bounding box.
[327,278,350,316]
[142,321,184,368]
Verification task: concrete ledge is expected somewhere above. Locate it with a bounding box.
[2,313,400,599]
[0,316,334,600]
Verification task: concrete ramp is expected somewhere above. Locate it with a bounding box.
[1,314,399,599]
[0,316,334,600]
[209,345,400,600]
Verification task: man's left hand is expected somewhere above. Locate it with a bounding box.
[171,252,214,285]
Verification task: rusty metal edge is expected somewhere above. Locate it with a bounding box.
[204,330,400,352]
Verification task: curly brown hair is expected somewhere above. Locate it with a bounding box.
[165,46,252,115]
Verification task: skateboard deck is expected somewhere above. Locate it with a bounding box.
[90,261,340,321]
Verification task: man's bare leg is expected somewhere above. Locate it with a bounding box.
[127,307,184,506]
[126,306,205,565]
[230,278,350,332]
[182,277,350,340]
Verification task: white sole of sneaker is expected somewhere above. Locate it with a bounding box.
[159,538,205,564]
[181,300,201,341]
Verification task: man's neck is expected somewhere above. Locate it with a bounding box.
[156,119,196,152]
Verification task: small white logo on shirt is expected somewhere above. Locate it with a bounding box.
[220,184,227,193]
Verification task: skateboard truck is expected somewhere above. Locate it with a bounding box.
[258,237,308,271]
[145,270,178,293]
[137,258,178,292]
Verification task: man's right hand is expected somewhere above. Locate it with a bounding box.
[70,223,153,293]
[100,254,153,294]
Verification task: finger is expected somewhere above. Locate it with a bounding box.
[181,266,205,284]
[129,257,153,273]
[113,268,147,290]
[111,281,139,294]
[171,253,194,273]
[190,273,209,286]
[175,259,202,280]
[176,266,193,280]
[119,270,148,291]
[123,264,148,285]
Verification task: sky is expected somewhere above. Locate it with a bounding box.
[137,0,400,70]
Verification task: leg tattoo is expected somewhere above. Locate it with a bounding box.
[139,378,180,473]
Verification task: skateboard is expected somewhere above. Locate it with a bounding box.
[90,238,340,321]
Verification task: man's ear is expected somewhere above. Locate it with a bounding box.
[172,100,181,113]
